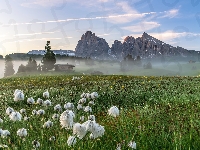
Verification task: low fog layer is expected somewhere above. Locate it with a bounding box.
[0,59,70,78]
[0,59,199,78]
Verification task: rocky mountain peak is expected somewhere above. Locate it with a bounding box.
[75,31,110,59]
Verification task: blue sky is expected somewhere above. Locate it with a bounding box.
[0,0,200,56]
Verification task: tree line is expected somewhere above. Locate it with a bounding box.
[4,41,56,77]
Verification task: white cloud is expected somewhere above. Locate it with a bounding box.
[97,33,110,36]
[98,0,113,2]
[121,30,200,43]
[13,31,59,37]
[1,13,155,27]
[20,0,111,8]
[122,21,161,33]
[106,1,152,24]
[21,0,68,7]
[8,37,62,43]
[159,9,179,18]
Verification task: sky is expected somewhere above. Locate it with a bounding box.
[0,0,200,56]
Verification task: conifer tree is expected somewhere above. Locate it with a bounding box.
[41,41,56,71]
[17,64,26,73]
[4,55,15,77]
[25,57,37,72]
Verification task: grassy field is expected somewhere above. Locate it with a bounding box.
[0,75,200,149]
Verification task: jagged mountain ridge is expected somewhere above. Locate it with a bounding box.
[75,31,110,59]
[75,31,196,60]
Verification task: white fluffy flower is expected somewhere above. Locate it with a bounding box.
[6,107,14,115]
[36,98,43,105]
[108,106,119,117]
[54,104,62,112]
[60,110,75,129]
[80,92,87,98]
[72,76,80,80]
[1,130,10,138]
[52,114,60,120]
[27,97,35,104]
[88,101,95,105]
[0,118,3,123]
[67,136,76,147]
[84,106,92,113]
[80,116,85,122]
[116,143,121,150]
[91,124,105,139]
[49,136,56,141]
[43,100,51,106]
[82,120,96,132]
[9,111,22,121]
[37,109,45,115]
[24,116,30,121]
[43,90,49,99]
[43,120,53,128]
[128,141,136,149]
[17,128,27,137]
[77,104,83,110]
[90,92,98,99]
[86,93,91,99]
[78,98,86,104]
[73,123,87,139]
[32,109,37,115]
[14,89,21,96]
[83,120,105,139]
[88,115,95,121]
[14,91,24,101]
[20,108,26,114]
[64,102,74,110]
[32,140,40,148]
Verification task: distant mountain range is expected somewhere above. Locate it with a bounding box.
[75,31,199,60]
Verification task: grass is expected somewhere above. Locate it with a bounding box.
[1,75,200,149]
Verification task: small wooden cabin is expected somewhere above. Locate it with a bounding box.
[54,63,75,72]
[189,60,196,63]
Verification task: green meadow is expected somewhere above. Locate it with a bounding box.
[1,74,200,149]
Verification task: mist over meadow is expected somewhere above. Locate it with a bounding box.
[0,59,71,78]
[0,57,199,78]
